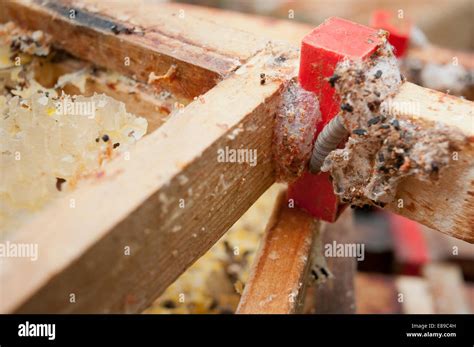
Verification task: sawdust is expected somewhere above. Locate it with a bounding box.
[321,43,466,207]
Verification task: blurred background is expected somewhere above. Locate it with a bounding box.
[172,0,473,49]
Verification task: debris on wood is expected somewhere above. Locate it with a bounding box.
[320,43,468,207]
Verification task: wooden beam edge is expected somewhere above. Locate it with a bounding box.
[0,0,268,98]
[387,82,474,242]
[237,190,318,314]
[1,46,297,313]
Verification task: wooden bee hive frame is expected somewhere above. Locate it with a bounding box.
[0,0,473,314]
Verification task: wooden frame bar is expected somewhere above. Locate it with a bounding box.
[0,0,473,313]
[1,46,298,313]
[387,83,474,242]
[237,190,318,314]
[0,0,268,99]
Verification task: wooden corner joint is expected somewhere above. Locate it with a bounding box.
[1,0,472,316]
[0,45,298,313]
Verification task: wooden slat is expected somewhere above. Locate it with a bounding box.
[156,5,474,242]
[5,0,473,242]
[237,190,318,314]
[0,0,268,99]
[386,82,474,243]
[1,0,473,315]
[0,46,299,313]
